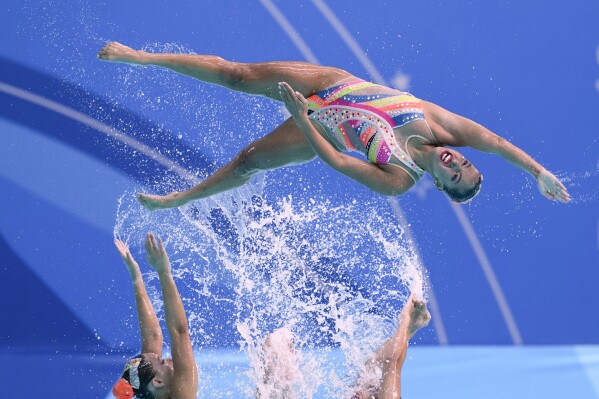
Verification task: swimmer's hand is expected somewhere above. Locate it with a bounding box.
[536,169,570,203]
[401,294,431,337]
[97,42,144,65]
[137,192,179,211]
[114,239,141,280]
[278,82,308,121]
[144,232,171,275]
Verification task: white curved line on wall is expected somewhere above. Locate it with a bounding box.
[451,204,523,344]
[0,81,198,182]
[259,0,321,65]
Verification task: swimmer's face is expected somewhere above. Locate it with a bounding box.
[143,353,174,389]
[431,148,481,196]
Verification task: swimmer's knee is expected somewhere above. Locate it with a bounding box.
[233,147,261,178]
[220,62,252,90]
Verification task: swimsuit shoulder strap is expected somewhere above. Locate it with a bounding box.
[398,134,427,177]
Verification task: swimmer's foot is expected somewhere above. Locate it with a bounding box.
[401,295,431,336]
[97,42,145,65]
[137,192,179,211]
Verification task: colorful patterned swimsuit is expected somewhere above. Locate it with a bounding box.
[306,80,429,183]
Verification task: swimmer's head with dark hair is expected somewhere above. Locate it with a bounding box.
[114,354,157,399]
[113,353,175,399]
[430,148,483,204]
[444,173,483,204]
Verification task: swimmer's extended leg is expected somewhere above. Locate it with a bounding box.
[98,42,352,100]
[137,118,316,210]
[354,295,430,399]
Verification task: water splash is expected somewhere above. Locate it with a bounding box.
[554,168,599,204]
[114,177,425,397]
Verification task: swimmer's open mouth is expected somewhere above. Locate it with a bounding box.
[440,150,453,164]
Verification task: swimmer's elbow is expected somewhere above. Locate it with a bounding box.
[168,321,191,337]
[327,152,350,169]
[382,186,409,196]
[470,126,508,155]
[488,135,508,154]
[327,153,360,177]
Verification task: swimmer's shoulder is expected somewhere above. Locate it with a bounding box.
[421,100,464,146]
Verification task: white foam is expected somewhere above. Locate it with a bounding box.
[114,175,425,396]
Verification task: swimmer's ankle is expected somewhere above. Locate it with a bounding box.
[168,191,188,208]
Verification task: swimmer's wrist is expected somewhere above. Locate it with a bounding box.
[297,113,310,121]
[518,161,543,178]
[157,267,173,280]
[134,50,152,65]
[131,274,143,285]
[531,165,545,178]
[294,114,311,127]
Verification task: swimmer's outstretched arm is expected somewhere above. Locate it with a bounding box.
[144,233,198,399]
[115,239,163,354]
[425,102,570,202]
[278,82,414,196]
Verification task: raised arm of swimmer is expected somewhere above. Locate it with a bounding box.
[115,239,163,354]
[423,101,570,202]
[112,234,197,399]
[354,294,431,399]
[145,233,198,399]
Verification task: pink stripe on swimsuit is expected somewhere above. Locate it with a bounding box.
[306,80,425,181]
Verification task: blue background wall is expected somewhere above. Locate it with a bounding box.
[0,0,598,396]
